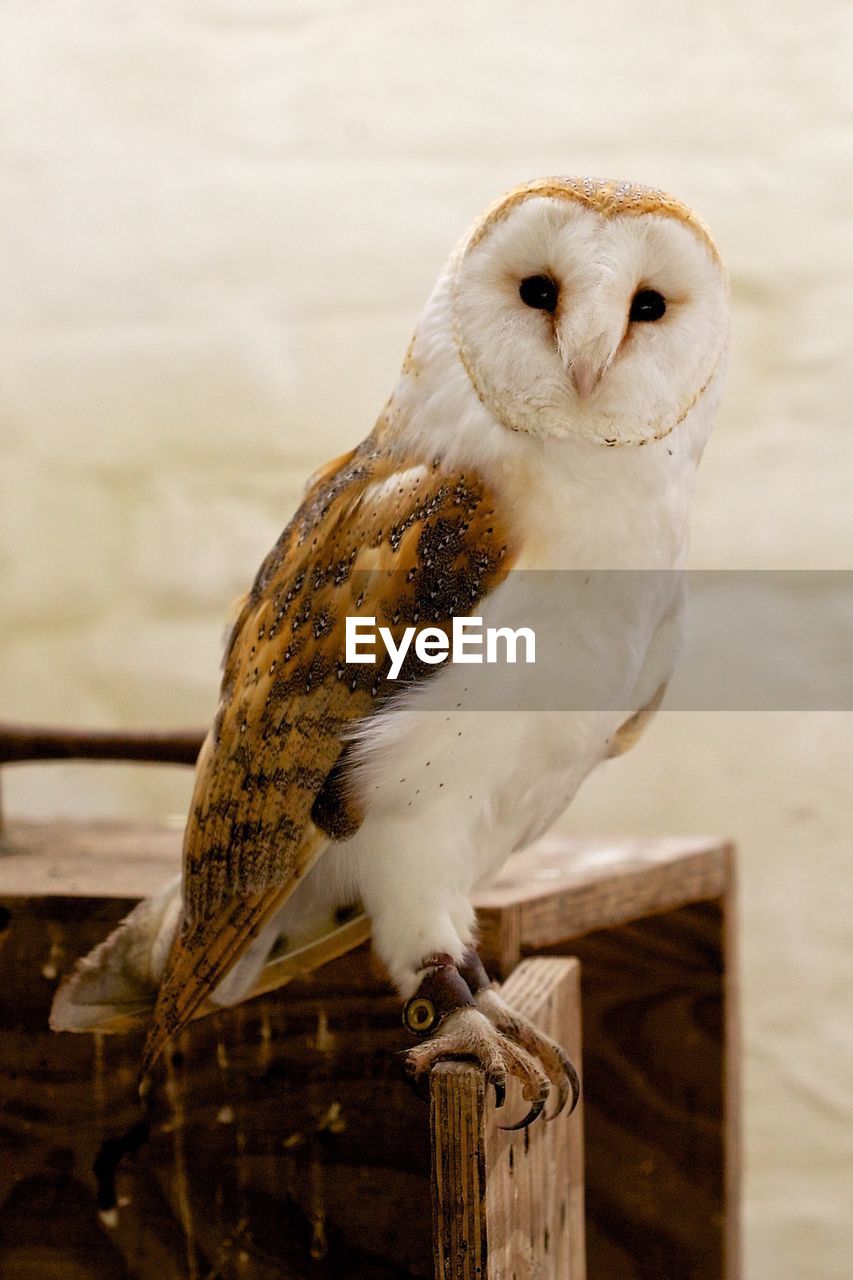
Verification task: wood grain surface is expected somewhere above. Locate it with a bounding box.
[550,900,737,1280]
[0,822,737,1278]
[475,834,731,976]
[0,901,435,1279]
[0,820,729,917]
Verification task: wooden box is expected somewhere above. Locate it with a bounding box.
[0,731,738,1279]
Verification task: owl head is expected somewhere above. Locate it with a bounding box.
[449,177,729,448]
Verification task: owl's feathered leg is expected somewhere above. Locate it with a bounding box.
[458,946,580,1121]
[402,951,576,1129]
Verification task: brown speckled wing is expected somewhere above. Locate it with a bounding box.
[142,436,516,1072]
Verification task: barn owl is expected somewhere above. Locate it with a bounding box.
[52,177,729,1128]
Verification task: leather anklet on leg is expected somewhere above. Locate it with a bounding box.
[402,953,475,1036]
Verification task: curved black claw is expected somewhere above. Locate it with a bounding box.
[404,1060,432,1103]
[499,1086,549,1132]
[490,1074,507,1109]
[547,1050,581,1120]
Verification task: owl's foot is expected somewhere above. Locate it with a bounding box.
[458,947,580,1122]
[405,1004,551,1128]
[473,986,580,1120]
[402,952,552,1129]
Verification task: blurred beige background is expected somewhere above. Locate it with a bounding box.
[2,3,852,1276]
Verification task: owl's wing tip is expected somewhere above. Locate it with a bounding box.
[140,1024,168,1080]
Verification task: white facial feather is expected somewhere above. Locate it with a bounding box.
[450,194,728,447]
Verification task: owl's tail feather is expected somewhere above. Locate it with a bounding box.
[49,876,182,1034]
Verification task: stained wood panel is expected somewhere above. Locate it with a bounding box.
[0,820,737,1278]
[476,835,739,1280]
[544,900,737,1280]
[474,834,731,976]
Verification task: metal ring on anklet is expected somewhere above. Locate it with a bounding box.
[403,996,437,1035]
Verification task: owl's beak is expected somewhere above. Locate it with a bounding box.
[570,359,604,403]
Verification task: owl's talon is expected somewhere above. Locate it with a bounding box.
[499,1088,548,1132]
[404,1061,431,1103]
[474,984,581,1120]
[491,1074,507,1109]
[549,1049,581,1119]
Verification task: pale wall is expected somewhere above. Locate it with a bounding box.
[2,4,852,1276]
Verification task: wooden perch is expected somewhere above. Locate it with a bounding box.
[0,721,206,767]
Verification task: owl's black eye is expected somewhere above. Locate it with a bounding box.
[629,288,667,322]
[519,274,559,314]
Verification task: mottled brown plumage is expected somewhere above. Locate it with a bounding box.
[142,428,517,1072]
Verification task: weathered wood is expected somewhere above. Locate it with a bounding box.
[0,820,728,923]
[497,841,738,1280]
[475,834,732,976]
[0,900,429,1279]
[0,822,738,1278]
[476,835,739,1279]
[0,723,204,767]
[0,820,182,899]
[431,958,584,1280]
[561,904,733,1280]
